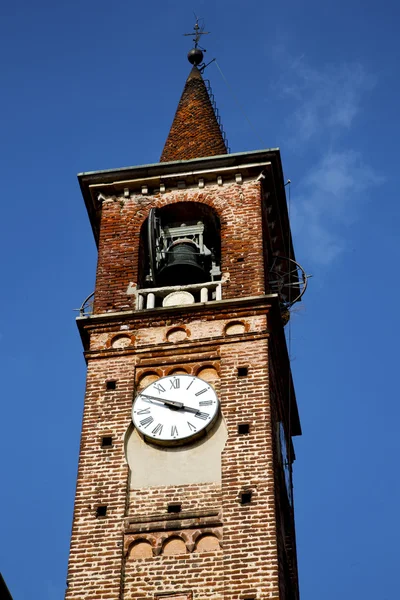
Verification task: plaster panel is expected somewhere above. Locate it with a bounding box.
[126,416,227,488]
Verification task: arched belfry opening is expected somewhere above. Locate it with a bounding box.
[139,202,221,290]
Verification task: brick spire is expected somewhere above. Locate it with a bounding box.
[160,65,228,162]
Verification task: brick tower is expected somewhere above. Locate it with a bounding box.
[65,26,303,600]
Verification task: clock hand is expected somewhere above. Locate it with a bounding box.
[176,403,211,418]
[140,394,184,409]
[140,394,207,416]
[179,404,200,414]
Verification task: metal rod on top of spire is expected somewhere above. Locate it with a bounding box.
[184,17,210,68]
[183,17,209,49]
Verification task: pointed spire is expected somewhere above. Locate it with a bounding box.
[160,21,228,162]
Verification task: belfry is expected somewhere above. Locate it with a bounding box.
[65,22,306,600]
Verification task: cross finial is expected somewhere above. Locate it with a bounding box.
[184,17,209,67]
[183,17,209,49]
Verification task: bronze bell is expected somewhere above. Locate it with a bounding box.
[157,240,209,286]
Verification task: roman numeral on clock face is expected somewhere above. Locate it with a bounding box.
[195,388,208,396]
[136,408,151,414]
[187,421,197,432]
[170,378,180,389]
[140,416,154,428]
[199,400,213,406]
[152,423,163,436]
[194,411,209,420]
[171,425,178,437]
[153,383,166,394]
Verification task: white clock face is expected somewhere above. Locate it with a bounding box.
[132,374,219,445]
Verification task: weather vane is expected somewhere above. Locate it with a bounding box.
[183,16,209,50]
[184,16,212,69]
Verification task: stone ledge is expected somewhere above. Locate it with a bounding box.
[124,509,222,534]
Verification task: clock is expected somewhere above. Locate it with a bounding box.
[132,374,219,445]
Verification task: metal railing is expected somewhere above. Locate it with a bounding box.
[78,292,95,317]
[203,79,230,153]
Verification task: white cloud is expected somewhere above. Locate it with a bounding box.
[277,56,375,146]
[271,47,382,266]
[292,150,384,265]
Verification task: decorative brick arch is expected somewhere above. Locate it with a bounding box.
[224,320,249,336]
[161,535,188,556]
[107,333,133,349]
[135,369,162,390]
[192,528,222,544]
[126,538,154,560]
[194,533,221,552]
[196,364,220,382]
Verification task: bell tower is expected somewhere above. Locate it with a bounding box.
[65,23,306,600]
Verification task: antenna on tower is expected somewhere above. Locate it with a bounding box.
[183,15,209,50]
[184,16,209,69]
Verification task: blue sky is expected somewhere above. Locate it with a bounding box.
[1,1,399,598]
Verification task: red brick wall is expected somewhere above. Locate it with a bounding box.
[65,303,295,599]
[220,338,280,599]
[129,483,222,516]
[65,355,135,599]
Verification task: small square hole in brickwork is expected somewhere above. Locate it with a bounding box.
[106,380,117,390]
[167,503,182,514]
[238,423,250,435]
[237,367,248,377]
[240,491,252,505]
[101,436,113,448]
[96,505,107,518]
[237,257,245,262]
